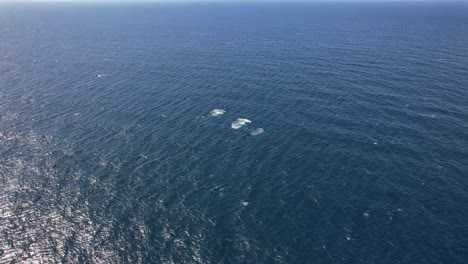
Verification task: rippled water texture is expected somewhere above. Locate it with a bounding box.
[1,2,468,263]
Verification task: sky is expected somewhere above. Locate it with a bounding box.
[0,0,464,3]
[0,0,459,2]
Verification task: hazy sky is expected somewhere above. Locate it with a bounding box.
[0,0,459,2]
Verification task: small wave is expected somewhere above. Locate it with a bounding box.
[231,118,251,129]
[250,128,264,136]
[210,109,225,117]
[419,113,436,118]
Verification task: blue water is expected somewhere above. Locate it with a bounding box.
[1,2,468,263]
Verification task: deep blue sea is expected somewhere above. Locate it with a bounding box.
[1,2,468,263]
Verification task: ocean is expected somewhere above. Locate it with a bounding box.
[0,2,467,263]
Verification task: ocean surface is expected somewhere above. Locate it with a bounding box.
[0,2,467,263]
